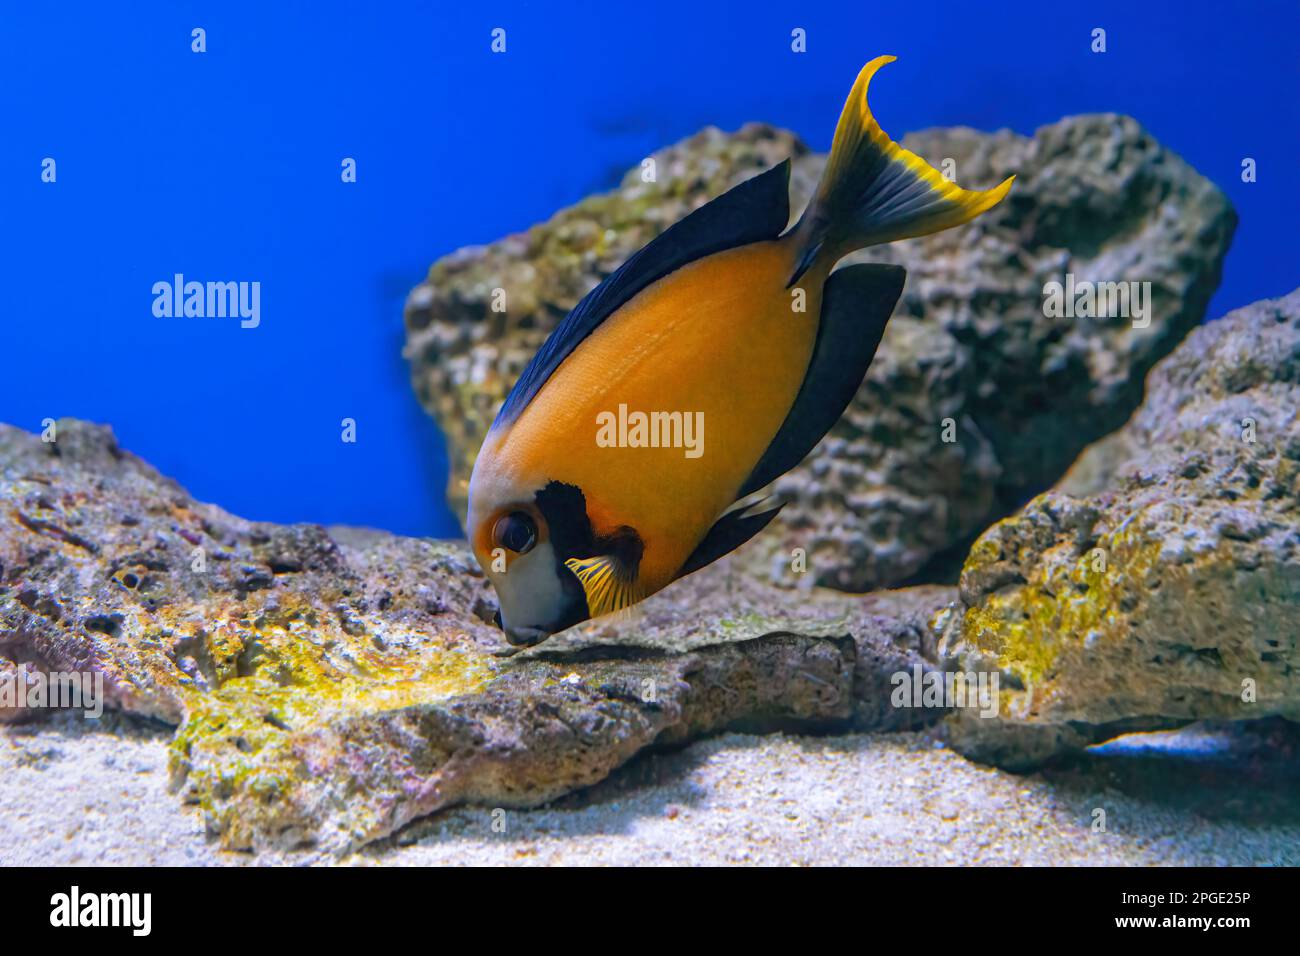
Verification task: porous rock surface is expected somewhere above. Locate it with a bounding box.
[0,421,947,852]
[403,115,1235,591]
[940,290,1300,768]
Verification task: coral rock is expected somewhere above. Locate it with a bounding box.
[0,420,949,852]
[940,290,1300,768]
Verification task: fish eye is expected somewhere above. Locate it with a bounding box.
[492,511,538,554]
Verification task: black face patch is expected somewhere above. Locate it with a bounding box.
[534,481,596,561]
[533,480,644,630]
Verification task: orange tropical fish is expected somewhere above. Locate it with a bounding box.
[467,57,1013,645]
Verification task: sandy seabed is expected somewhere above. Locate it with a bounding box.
[1,712,1296,866]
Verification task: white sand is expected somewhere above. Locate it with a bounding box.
[1,712,1295,866]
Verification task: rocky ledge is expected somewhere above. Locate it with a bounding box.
[941,290,1300,767]
[0,422,945,853]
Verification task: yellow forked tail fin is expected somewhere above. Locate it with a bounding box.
[790,55,1014,283]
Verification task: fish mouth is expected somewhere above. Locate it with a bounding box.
[492,608,555,647]
[503,624,552,647]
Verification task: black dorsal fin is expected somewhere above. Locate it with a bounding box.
[675,498,785,580]
[737,263,905,499]
[494,160,793,428]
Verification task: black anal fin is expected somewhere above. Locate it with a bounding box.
[675,498,785,580]
[739,263,905,499]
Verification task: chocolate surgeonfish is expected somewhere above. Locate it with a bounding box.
[467,57,1013,646]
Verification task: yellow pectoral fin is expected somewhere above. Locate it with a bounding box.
[564,554,644,619]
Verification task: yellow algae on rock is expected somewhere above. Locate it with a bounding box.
[941,291,1300,769]
[4,419,931,854]
[169,609,497,850]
